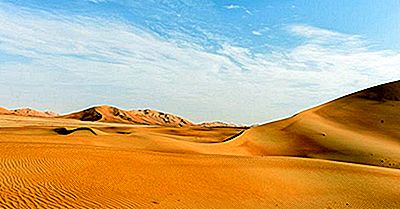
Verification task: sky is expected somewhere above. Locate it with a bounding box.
[0,0,400,125]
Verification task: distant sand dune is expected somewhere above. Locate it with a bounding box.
[61,105,195,127]
[0,108,58,118]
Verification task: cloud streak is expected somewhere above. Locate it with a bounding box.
[224,4,252,15]
[87,0,108,3]
[225,5,240,10]
[0,3,399,124]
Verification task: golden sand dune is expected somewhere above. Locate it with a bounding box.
[0,105,242,128]
[0,81,399,208]
[229,81,400,169]
[61,105,194,127]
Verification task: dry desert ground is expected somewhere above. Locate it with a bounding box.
[0,81,399,208]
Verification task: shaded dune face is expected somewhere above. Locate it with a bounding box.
[232,81,400,168]
[53,127,97,135]
[78,108,103,121]
[354,81,400,101]
[61,105,194,127]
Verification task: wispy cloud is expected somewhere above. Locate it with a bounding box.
[287,24,364,47]
[225,5,240,10]
[251,31,262,36]
[0,3,399,124]
[251,27,270,36]
[224,4,252,15]
[87,0,108,3]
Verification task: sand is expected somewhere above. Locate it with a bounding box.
[0,81,399,208]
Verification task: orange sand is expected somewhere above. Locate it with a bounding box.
[0,81,399,208]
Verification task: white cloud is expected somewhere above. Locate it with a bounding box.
[287,24,364,47]
[244,9,252,15]
[224,4,252,15]
[251,27,270,36]
[225,5,240,9]
[252,31,262,36]
[0,4,399,124]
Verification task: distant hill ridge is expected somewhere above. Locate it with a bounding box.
[0,107,58,118]
[0,105,240,127]
[199,121,241,128]
[61,105,194,127]
[4,81,398,128]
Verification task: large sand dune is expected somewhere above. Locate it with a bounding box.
[0,81,399,208]
[228,81,400,168]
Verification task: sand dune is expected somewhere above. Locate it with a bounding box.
[227,81,400,169]
[0,107,10,114]
[61,105,194,127]
[198,121,241,128]
[0,105,243,128]
[0,108,58,118]
[0,81,399,208]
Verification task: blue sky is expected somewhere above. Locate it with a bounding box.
[0,0,400,124]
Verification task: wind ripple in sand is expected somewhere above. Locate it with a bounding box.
[0,141,399,208]
[0,157,100,208]
[0,144,139,208]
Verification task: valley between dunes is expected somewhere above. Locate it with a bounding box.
[0,81,400,208]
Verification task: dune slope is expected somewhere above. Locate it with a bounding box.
[231,81,400,168]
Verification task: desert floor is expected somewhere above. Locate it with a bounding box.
[0,114,399,209]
